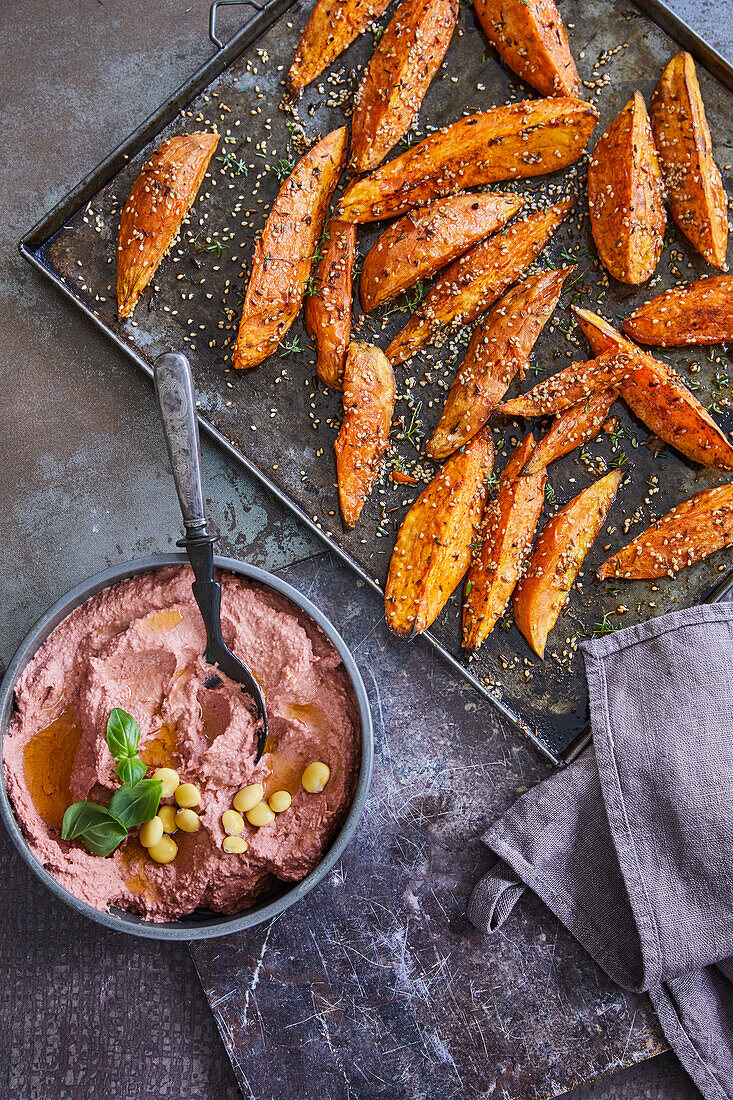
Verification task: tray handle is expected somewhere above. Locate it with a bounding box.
[209,0,268,49]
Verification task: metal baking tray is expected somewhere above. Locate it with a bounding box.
[20,0,733,764]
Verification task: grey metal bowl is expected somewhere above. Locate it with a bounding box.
[0,553,373,940]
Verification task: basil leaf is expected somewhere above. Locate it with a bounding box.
[106,708,141,760]
[108,778,163,829]
[61,801,128,857]
[62,801,110,839]
[78,817,128,857]
[116,756,147,788]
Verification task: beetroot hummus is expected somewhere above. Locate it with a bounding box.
[4,566,360,920]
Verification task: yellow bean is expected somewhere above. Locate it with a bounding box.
[222,809,245,835]
[175,782,201,808]
[148,836,178,864]
[139,816,164,849]
[302,762,330,794]
[175,808,201,833]
[233,783,264,813]
[152,768,179,799]
[223,835,248,854]
[158,804,178,834]
[246,802,276,827]
[268,790,292,813]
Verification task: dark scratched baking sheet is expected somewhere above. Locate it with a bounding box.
[22,0,733,762]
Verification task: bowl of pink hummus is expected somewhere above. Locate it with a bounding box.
[0,554,372,939]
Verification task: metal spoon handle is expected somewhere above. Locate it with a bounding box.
[152,351,267,761]
[153,351,208,535]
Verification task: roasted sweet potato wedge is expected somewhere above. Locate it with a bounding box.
[512,469,623,658]
[234,127,348,370]
[651,52,728,269]
[334,343,396,528]
[117,132,219,320]
[463,434,546,651]
[522,389,618,474]
[426,268,573,460]
[337,98,598,222]
[286,0,392,97]
[599,484,733,580]
[618,363,733,470]
[386,198,574,365]
[350,0,458,174]
[473,0,579,97]
[587,92,665,284]
[623,275,733,346]
[499,352,636,418]
[360,192,524,312]
[305,219,356,388]
[574,305,651,358]
[574,307,733,469]
[385,428,493,637]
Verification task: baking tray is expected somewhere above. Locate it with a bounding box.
[20,0,733,764]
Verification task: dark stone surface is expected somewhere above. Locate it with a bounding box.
[191,553,666,1100]
[0,0,726,1097]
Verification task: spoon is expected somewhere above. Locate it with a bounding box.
[153,351,268,762]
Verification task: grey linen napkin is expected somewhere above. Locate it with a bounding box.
[468,601,733,1100]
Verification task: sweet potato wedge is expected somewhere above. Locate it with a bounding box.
[499,352,636,417]
[587,92,665,284]
[522,389,618,474]
[386,198,574,365]
[574,305,651,358]
[337,98,598,222]
[623,275,733,346]
[234,127,348,370]
[350,0,458,174]
[618,363,733,470]
[650,52,728,269]
[463,434,546,651]
[599,484,733,580]
[385,428,493,637]
[334,343,396,528]
[286,0,392,97]
[360,192,524,312]
[117,132,219,320]
[512,469,623,658]
[305,219,356,388]
[473,0,579,98]
[574,307,733,469]
[426,268,573,460]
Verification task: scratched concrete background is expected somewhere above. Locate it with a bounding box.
[191,553,668,1100]
[0,0,725,1097]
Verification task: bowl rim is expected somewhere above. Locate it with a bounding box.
[0,553,373,940]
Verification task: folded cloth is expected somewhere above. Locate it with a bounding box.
[468,602,733,1100]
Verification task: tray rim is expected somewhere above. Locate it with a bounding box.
[19,0,733,767]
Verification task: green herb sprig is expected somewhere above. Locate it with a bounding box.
[206,237,229,258]
[61,709,162,857]
[593,612,618,636]
[279,335,303,357]
[274,156,296,180]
